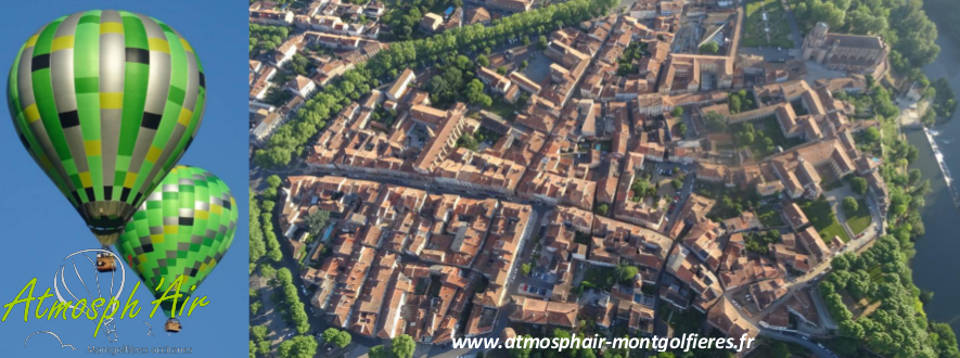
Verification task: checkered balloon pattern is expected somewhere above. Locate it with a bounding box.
[115,165,236,317]
[7,10,205,245]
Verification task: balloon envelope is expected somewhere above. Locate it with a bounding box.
[7,10,206,245]
[115,165,236,318]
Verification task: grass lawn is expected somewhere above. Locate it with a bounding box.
[484,95,520,121]
[742,0,794,48]
[759,115,803,149]
[580,265,616,291]
[844,203,872,236]
[800,198,851,242]
[736,115,803,158]
[880,115,898,148]
[820,221,851,243]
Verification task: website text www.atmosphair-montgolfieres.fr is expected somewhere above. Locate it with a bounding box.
[0,275,208,337]
[452,332,757,353]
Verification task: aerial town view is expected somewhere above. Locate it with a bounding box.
[247,0,960,357]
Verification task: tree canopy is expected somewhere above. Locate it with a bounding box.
[276,335,318,358]
[794,0,940,77]
[253,0,620,168]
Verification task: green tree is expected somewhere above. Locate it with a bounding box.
[250,195,266,269]
[672,178,683,190]
[262,200,276,213]
[521,262,532,276]
[369,345,388,358]
[703,111,727,131]
[322,328,352,348]
[465,79,492,107]
[630,177,654,200]
[457,133,479,151]
[537,35,549,49]
[863,127,881,144]
[843,196,859,215]
[254,0,622,168]
[391,334,416,358]
[615,265,638,283]
[266,175,282,190]
[850,176,868,195]
[305,210,330,239]
[729,95,742,113]
[251,325,269,342]
[699,42,719,54]
[671,106,684,117]
[276,335,318,358]
[259,264,277,281]
[595,202,609,216]
[476,54,490,68]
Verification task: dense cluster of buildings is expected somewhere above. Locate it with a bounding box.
[281,175,532,343]
[249,0,388,144]
[253,0,895,352]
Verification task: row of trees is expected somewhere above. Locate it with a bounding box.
[250,324,270,357]
[368,334,416,358]
[274,267,311,335]
[254,0,620,168]
[250,177,284,267]
[249,194,265,273]
[276,335,318,358]
[818,77,957,356]
[250,176,290,357]
[819,235,958,358]
[321,327,352,349]
[250,265,315,357]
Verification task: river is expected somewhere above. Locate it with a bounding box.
[908,27,960,333]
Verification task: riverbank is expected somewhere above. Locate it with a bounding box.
[908,23,960,336]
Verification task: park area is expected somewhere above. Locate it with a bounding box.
[742,0,794,48]
[843,199,872,236]
[800,197,851,243]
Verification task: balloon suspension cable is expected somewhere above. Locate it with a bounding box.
[100,246,119,343]
[54,248,125,343]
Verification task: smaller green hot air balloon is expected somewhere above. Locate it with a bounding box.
[114,165,236,332]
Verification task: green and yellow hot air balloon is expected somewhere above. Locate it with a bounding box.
[115,165,236,332]
[7,10,206,246]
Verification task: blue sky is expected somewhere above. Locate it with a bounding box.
[0,1,248,356]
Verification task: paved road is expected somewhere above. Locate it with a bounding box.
[759,328,839,358]
[779,0,803,49]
